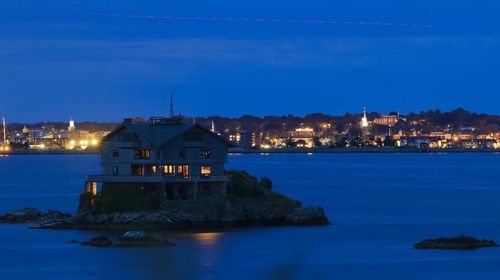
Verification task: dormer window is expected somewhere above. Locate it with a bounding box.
[200,149,212,159]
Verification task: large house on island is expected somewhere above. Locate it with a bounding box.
[84,117,232,208]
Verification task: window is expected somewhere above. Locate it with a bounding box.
[112,149,119,158]
[201,166,211,177]
[178,164,190,179]
[134,149,150,159]
[178,149,186,160]
[200,149,212,159]
[112,166,119,176]
[162,165,176,176]
[151,165,157,174]
[131,165,144,176]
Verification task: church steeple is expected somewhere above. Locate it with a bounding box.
[361,107,369,128]
[68,117,75,132]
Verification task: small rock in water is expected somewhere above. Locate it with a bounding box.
[414,236,498,250]
[81,235,112,247]
[286,206,329,225]
[116,231,174,247]
[67,239,79,244]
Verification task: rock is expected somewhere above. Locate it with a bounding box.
[122,231,147,238]
[286,206,329,226]
[67,239,79,244]
[414,236,498,250]
[115,231,174,247]
[0,207,42,223]
[9,207,42,217]
[81,235,112,247]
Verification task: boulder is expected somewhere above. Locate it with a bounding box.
[286,206,329,225]
[9,207,42,217]
[81,235,112,247]
[414,236,498,250]
[115,231,174,247]
[0,207,42,223]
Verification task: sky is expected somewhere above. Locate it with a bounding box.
[1,1,499,122]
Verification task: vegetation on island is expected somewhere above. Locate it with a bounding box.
[225,170,301,208]
[79,170,300,214]
[414,236,498,250]
[79,187,159,214]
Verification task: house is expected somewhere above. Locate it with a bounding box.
[84,117,232,208]
[373,115,400,126]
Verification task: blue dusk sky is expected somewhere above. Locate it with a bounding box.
[0,1,499,122]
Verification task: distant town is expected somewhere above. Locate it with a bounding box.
[1,108,499,153]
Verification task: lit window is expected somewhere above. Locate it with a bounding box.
[178,164,190,178]
[162,165,175,176]
[201,166,211,177]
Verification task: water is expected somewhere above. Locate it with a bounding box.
[0,153,500,280]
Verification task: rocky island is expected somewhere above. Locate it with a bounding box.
[414,236,498,250]
[55,170,328,230]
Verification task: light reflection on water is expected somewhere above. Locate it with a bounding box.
[188,232,224,246]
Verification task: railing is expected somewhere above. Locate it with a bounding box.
[86,175,228,183]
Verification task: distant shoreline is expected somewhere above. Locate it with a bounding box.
[1,147,498,156]
[230,147,499,154]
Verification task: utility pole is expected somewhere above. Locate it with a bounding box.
[2,117,7,144]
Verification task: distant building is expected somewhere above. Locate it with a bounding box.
[374,114,399,126]
[85,117,232,206]
[288,127,315,138]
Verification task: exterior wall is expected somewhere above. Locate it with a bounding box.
[157,126,227,178]
[99,125,228,183]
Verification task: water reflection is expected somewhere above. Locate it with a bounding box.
[183,232,224,246]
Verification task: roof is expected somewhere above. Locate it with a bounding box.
[102,121,232,148]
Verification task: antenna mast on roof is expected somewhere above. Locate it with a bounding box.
[169,88,175,118]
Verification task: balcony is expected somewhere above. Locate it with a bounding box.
[86,175,228,184]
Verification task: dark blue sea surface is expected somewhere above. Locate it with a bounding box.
[0,153,500,280]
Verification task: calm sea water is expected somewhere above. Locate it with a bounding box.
[0,153,500,280]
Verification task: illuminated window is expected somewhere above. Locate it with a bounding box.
[201,166,211,177]
[152,165,157,174]
[178,164,190,178]
[162,165,175,176]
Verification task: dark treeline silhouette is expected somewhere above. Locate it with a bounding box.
[7,108,500,134]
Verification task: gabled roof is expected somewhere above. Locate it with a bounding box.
[102,121,232,148]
